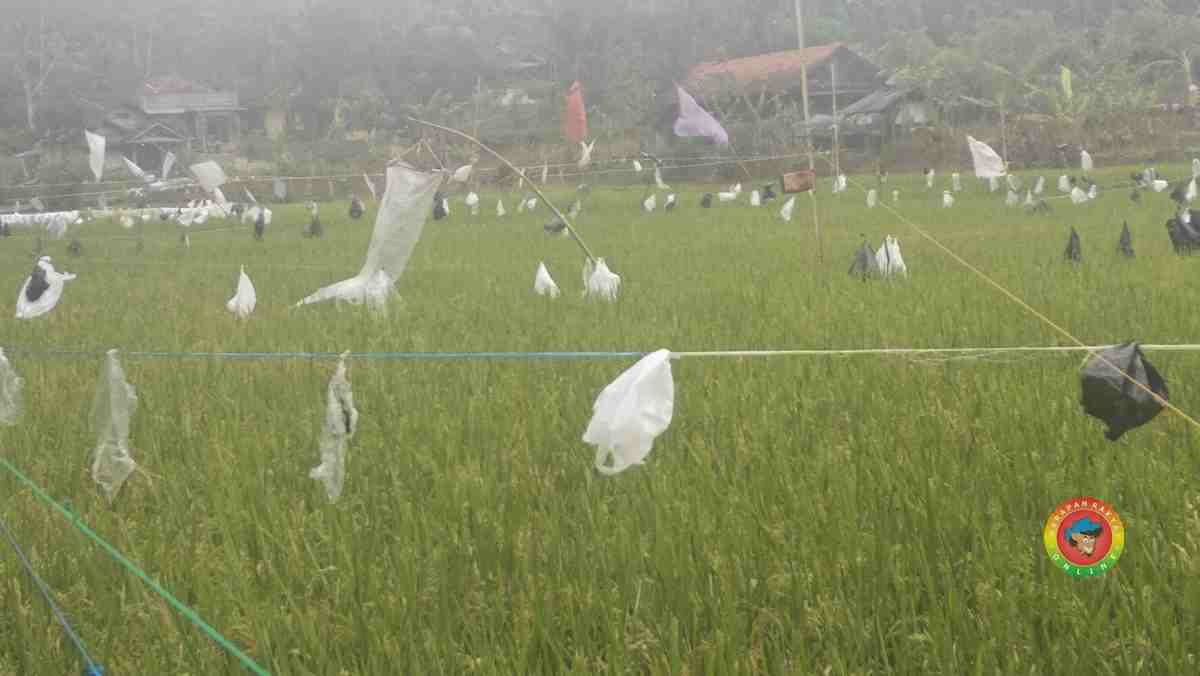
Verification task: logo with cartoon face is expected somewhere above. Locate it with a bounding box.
[1043,497,1125,577]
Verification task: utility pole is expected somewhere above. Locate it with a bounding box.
[795,0,822,262]
[795,0,813,173]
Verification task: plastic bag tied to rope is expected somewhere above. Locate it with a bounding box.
[310,356,358,502]
[585,349,675,476]
[0,348,24,426]
[91,350,138,503]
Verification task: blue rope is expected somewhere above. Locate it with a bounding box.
[0,512,102,675]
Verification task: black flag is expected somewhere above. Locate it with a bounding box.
[1064,227,1081,263]
[1118,222,1134,258]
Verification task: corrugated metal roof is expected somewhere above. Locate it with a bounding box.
[686,44,860,93]
[840,88,908,116]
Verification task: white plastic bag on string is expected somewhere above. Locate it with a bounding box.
[780,196,796,222]
[1081,149,1093,173]
[1034,176,1045,195]
[1058,175,1071,193]
[866,189,877,208]
[496,199,507,217]
[584,349,674,476]
[1088,184,1099,201]
[16,257,76,320]
[942,191,954,208]
[309,355,358,503]
[926,169,936,189]
[190,161,227,192]
[632,160,643,173]
[226,266,257,319]
[85,130,106,182]
[642,194,656,213]
[91,350,137,503]
[833,175,848,193]
[951,173,962,192]
[534,262,560,298]
[1071,187,1088,204]
[875,236,907,278]
[297,162,442,310]
[578,141,595,169]
[466,192,480,216]
[750,190,761,207]
[0,348,23,427]
[583,258,620,301]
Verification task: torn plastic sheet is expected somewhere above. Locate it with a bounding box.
[310,356,358,502]
[91,350,138,503]
[297,162,442,309]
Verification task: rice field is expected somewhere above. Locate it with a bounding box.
[2,165,1200,675]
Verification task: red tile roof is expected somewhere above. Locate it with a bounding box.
[685,44,845,92]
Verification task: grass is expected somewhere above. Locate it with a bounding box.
[1,165,1200,675]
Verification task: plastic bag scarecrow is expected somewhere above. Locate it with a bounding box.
[297,162,442,310]
[91,350,138,503]
[534,262,560,298]
[584,350,674,476]
[15,257,76,320]
[309,356,358,502]
[0,348,23,427]
[226,266,257,319]
[583,258,620,301]
[1081,343,1168,441]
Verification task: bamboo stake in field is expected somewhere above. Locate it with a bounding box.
[406,117,598,264]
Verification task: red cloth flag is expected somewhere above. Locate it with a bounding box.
[563,81,588,143]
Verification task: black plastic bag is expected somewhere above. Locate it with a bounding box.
[1081,343,1168,441]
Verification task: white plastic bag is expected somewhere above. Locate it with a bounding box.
[190,161,227,192]
[16,257,76,320]
[892,190,900,203]
[1088,184,1099,201]
[1058,175,1072,193]
[632,160,643,173]
[534,262,560,298]
[926,169,936,189]
[833,175,847,193]
[942,191,954,208]
[875,235,907,278]
[866,189,877,208]
[466,192,480,216]
[496,199,507,217]
[1081,149,1093,173]
[642,194,657,213]
[583,258,620,301]
[1071,187,1088,204]
[85,130,106,182]
[0,348,23,427]
[584,350,674,476]
[951,173,962,192]
[309,356,358,503]
[654,166,670,190]
[967,136,1006,178]
[1034,176,1045,195]
[578,141,596,169]
[780,196,796,222]
[718,191,737,203]
[750,190,762,207]
[226,266,257,319]
[91,350,137,503]
[298,162,442,309]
